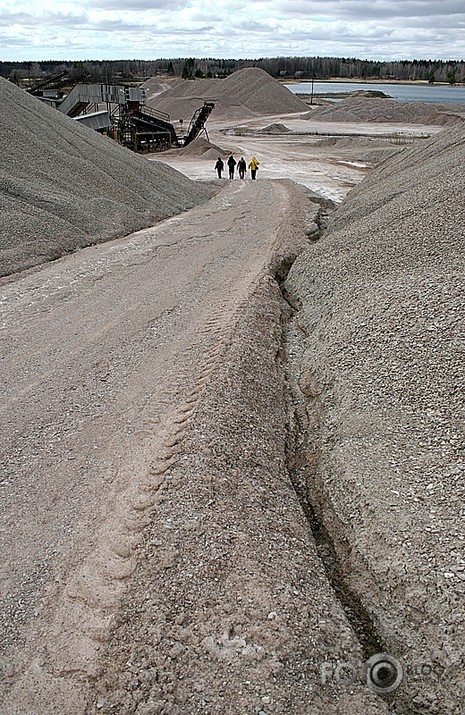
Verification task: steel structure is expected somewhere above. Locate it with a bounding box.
[52,83,214,152]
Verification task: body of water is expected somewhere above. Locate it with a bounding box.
[285,81,465,105]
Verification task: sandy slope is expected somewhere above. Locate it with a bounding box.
[285,120,465,714]
[0,78,215,279]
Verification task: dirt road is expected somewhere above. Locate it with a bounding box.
[0,179,385,713]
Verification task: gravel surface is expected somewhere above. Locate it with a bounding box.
[305,96,465,126]
[0,78,215,278]
[285,119,465,713]
[149,68,308,121]
[0,178,387,713]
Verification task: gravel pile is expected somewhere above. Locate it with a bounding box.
[177,136,226,157]
[306,95,464,125]
[0,78,215,278]
[261,123,291,133]
[140,76,182,103]
[150,68,308,120]
[220,68,308,114]
[285,119,465,711]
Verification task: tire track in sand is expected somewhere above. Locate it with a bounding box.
[1,180,303,713]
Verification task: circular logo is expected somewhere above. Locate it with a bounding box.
[365,653,404,694]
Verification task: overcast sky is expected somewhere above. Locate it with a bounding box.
[0,0,464,63]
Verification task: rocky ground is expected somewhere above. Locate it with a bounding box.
[1,71,464,714]
[284,121,465,714]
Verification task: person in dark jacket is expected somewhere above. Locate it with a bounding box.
[237,157,247,179]
[227,154,237,179]
[214,157,224,178]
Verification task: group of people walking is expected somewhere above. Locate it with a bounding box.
[215,155,260,180]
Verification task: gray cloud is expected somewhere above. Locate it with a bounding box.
[276,0,465,20]
[87,0,190,10]
[0,0,464,61]
[0,9,89,28]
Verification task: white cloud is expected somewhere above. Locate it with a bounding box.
[0,0,464,60]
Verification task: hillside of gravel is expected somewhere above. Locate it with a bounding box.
[285,119,465,712]
[149,68,308,120]
[0,78,215,278]
[140,76,182,102]
[306,95,464,125]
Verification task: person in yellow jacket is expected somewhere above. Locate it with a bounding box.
[248,156,260,180]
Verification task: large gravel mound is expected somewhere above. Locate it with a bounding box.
[220,68,308,114]
[286,119,465,712]
[150,68,308,120]
[0,78,215,278]
[306,95,463,125]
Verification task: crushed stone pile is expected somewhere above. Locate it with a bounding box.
[149,68,308,120]
[261,123,291,133]
[220,68,308,114]
[306,95,463,125]
[286,118,465,713]
[0,78,215,278]
[147,78,234,121]
[176,136,226,157]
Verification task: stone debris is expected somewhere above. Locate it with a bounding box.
[0,78,215,278]
[285,117,465,714]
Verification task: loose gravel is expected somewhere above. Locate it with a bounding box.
[285,118,465,713]
[0,78,215,278]
[305,95,465,126]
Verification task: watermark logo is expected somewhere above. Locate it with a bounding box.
[320,652,446,694]
[321,652,404,694]
[365,653,404,694]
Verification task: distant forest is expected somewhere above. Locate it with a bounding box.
[1,56,464,86]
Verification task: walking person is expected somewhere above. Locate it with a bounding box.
[237,157,247,179]
[227,154,237,179]
[248,156,260,180]
[214,157,224,179]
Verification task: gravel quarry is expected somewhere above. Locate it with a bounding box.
[0,70,464,714]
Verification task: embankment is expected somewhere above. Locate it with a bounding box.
[285,119,465,713]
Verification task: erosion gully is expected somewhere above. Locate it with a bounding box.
[274,209,385,659]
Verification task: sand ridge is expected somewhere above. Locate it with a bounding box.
[306,95,464,125]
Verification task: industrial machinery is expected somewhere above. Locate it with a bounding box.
[49,82,214,152]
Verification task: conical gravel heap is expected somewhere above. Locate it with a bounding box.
[150,68,308,119]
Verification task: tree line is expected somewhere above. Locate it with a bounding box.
[1,56,464,87]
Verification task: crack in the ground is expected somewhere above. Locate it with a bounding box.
[274,215,386,660]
